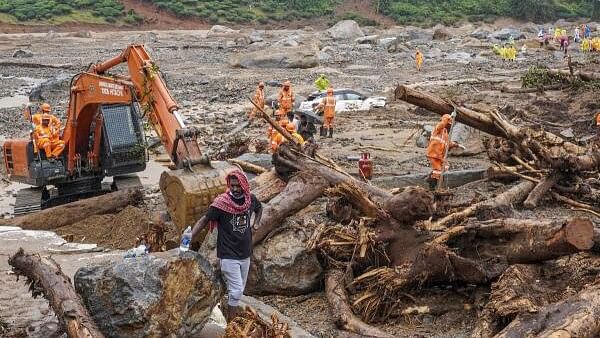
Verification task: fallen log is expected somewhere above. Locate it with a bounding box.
[500,83,565,93]
[227,158,267,175]
[9,248,105,338]
[442,217,594,264]
[548,68,600,82]
[433,180,535,229]
[522,173,560,209]
[253,171,328,245]
[325,269,394,338]
[495,282,600,338]
[250,169,287,203]
[0,188,143,230]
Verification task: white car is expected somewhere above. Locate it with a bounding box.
[298,88,386,114]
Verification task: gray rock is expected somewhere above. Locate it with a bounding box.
[230,47,318,69]
[355,34,379,44]
[470,28,491,40]
[75,250,223,338]
[207,25,237,36]
[446,52,473,64]
[424,48,443,59]
[560,127,574,139]
[405,28,433,41]
[327,20,364,40]
[28,74,71,102]
[247,227,323,296]
[433,26,450,40]
[449,123,485,156]
[12,49,33,58]
[387,40,411,53]
[235,153,273,170]
[378,37,397,47]
[248,31,264,43]
[490,27,526,41]
[416,125,434,148]
[274,37,299,47]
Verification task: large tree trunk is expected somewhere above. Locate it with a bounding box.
[494,282,600,338]
[1,188,143,230]
[433,180,535,229]
[253,171,328,245]
[250,168,287,203]
[548,68,600,81]
[325,269,394,338]
[8,249,105,338]
[441,217,594,264]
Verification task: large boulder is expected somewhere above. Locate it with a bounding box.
[470,28,491,40]
[327,20,364,40]
[449,122,485,156]
[74,251,223,338]
[28,74,71,102]
[433,26,451,40]
[247,227,323,296]
[490,27,526,41]
[207,24,238,37]
[230,47,318,69]
[12,49,33,58]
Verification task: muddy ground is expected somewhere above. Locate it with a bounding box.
[0,22,599,337]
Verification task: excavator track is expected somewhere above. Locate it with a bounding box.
[13,187,43,216]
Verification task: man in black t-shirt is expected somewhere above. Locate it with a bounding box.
[191,170,262,322]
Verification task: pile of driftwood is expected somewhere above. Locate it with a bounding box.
[245,84,600,337]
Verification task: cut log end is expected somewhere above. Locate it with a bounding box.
[562,218,594,251]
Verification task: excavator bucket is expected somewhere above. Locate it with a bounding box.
[159,161,236,230]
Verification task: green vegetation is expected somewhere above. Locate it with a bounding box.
[0,0,135,24]
[0,0,598,26]
[147,0,337,23]
[378,0,599,25]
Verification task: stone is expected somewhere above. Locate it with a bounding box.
[470,28,491,40]
[207,25,237,36]
[416,125,434,148]
[490,27,526,41]
[75,250,223,338]
[433,26,450,40]
[327,20,364,40]
[424,48,443,59]
[387,40,411,53]
[230,47,318,69]
[355,34,379,44]
[247,227,323,296]
[248,31,264,43]
[449,122,485,156]
[378,37,397,48]
[560,128,574,139]
[405,28,433,41]
[446,52,472,64]
[12,49,33,58]
[67,31,93,38]
[28,74,71,102]
[274,37,299,47]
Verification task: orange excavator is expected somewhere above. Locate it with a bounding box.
[3,44,232,229]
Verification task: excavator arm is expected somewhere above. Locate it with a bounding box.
[89,44,207,169]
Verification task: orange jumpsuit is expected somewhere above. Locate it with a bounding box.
[277,88,294,118]
[426,115,455,179]
[271,132,283,152]
[416,51,424,71]
[35,124,65,158]
[318,95,336,129]
[32,113,60,128]
[249,86,265,119]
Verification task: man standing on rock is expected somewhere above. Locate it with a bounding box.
[249,81,265,120]
[278,80,295,122]
[191,170,262,321]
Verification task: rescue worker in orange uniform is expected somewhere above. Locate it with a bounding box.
[270,119,289,152]
[32,103,60,129]
[415,48,424,72]
[249,82,265,120]
[316,87,336,138]
[277,81,295,121]
[426,114,460,190]
[284,122,305,145]
[596,112,600,139]
[34,113,65,159]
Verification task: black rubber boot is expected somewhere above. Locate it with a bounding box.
[328,128,333,138]
[426,176,438,191]
[320,126,326,137]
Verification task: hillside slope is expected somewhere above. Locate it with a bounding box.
[0,0,598,30]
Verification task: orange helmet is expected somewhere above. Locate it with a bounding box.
[327,87,334,94]
[258,81,265,88]
[279,119,288,127]
[286,122,296,132]
[40,103,51,112]
[441,114,452,126]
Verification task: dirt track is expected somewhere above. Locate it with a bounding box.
[0,22,599,337]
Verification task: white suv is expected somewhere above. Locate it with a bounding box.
[298,88,386,114]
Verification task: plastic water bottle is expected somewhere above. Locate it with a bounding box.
[179,226,192,253]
